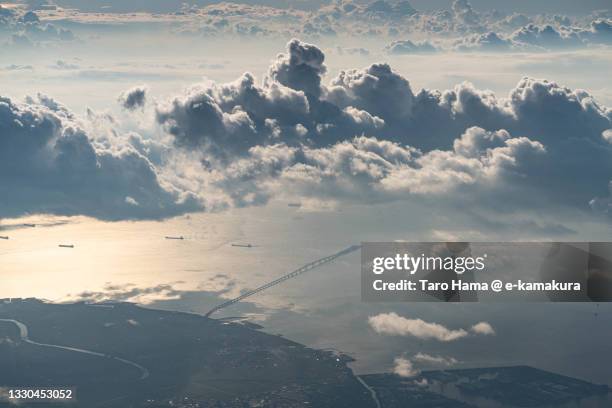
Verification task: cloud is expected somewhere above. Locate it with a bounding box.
[50,60,79,70]
[385,39,437,54]
[369,313,496,341]
[71,282,186,304]
[267,38,327,98]
[327,62,415,125]
[578,19,612,45]
[590,181,612,215]
[452,0,480,28]
[0,9,76,49]
[453,31,514,51]
[156,72,310,158]
[192,125,545,210]
[150,39,611,218]
[413,352,459,366]
[364,1,417,18]
[7,1,607,54]
[156,41,385,158]
[0,94,200,220]
[493,13,531,31]
[510,24,582,49]
[4,38,611,223]
[335,46,370,56]
[368,313,469,341]
[119,85,148,111]
[70,277,238,305]
[471,321,496,335]
[442,20,612,52]
[3,64,33,71]
[393,357,420,378]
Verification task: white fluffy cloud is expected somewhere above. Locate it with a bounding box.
[393,357,420,378]
[413,352,459,367]
[369,312,495,342]
[151,39,611,217]
[471,321,496,335]
[368,313,469,342]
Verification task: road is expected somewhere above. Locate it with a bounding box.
[0,319,149,380]
[356,376,382,408]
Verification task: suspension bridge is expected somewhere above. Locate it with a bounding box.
[205,245,361,317]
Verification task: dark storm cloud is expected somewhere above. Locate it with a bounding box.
[0,94,200,220]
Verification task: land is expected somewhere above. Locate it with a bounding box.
[0,299,610,407]
[0,299,369,407]
[363,368,611,408]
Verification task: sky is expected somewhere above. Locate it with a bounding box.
[1,0,612,386]
[407,0,611,14]
[19,0,612,14]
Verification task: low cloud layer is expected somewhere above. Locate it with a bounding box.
[9,0,609,55]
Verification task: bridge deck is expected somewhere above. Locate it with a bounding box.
[205,245,360,317]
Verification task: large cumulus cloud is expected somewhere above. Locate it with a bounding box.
[0,94,199,220]
[267,38,327,98]
[153,39,612,216]
[209,128,544,209]
[156,46,385,158]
